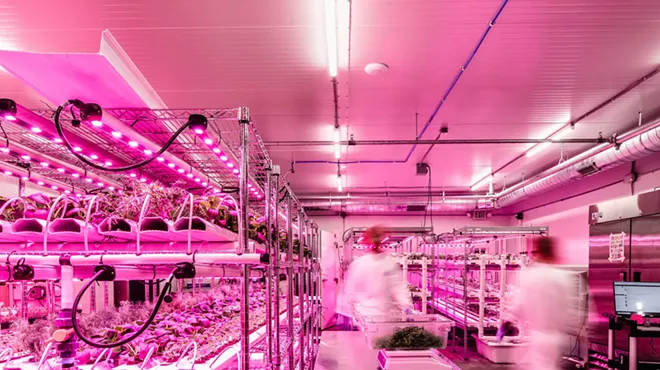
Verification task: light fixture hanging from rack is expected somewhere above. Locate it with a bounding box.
[54,99,208,173]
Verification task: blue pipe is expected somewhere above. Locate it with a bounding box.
[295,0,510,166]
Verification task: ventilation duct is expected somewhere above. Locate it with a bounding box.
[300,197,482,213]
[496,118,660,208]
[576,161,600,177]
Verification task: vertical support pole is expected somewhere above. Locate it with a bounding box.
[607,317,615,370]
[316,227,322,350]
[58,257,78,369]
[104,281,109,310]
[239,107,251,370]
[90,279,96,312]
[630,336,638,370]
[499,247,506,330]
[478,256,486,339]
[463,241,468,360]
[298,211,305,369]
[286,194,295,370]
[272,166,282,369]
[422,256,427,314]
[265,165,274,368]
[307,222,314,364]
[20,281,28,320]
[18,176,25,197]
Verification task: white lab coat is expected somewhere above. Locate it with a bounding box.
[510,263,572,370]
[341,252,412,317]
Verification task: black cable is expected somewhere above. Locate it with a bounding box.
[54,101,195,172]
[71,270,174,348]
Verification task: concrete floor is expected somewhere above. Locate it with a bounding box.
[316,331,514,370]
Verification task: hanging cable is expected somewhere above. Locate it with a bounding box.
[54,100,208,172]
[71,262,195,348]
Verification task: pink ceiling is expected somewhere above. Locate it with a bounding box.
[2,0,660,198]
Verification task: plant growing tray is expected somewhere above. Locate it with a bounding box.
[172,217,239,243]
[473,334,527,364]
[46,218,104,242]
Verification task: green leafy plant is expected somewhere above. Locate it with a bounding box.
[374,326,444,350]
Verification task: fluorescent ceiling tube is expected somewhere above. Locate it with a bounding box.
[526,125,573,158]
[470,174,493,191]
[325,0,338,77]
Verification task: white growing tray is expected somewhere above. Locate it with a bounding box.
[473,335,527,364]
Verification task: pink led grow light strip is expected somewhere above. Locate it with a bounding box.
[4,114,138,186]
[194,131,263,199]
[1,146,118,193]
[0,161,76,195]
[86,114,263,199]
[17,122,117,171]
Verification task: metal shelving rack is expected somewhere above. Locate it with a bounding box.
[0,105,320,370]
[427,226,547,359]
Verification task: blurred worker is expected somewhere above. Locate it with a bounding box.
[343,226,412,317]
[501,236,573,370]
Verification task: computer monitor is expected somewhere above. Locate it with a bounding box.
[614,282,660,316]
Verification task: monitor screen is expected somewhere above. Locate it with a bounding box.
[614,282,660,316]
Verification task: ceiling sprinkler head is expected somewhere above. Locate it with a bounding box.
[364,63,389,76]
[188,114,208,133]
[0,98,17,121]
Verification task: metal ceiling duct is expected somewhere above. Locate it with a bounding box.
[495,117,660,208]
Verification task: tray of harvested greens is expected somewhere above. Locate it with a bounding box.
[353,308,453,351]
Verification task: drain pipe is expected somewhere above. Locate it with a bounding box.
[494,116,660,207]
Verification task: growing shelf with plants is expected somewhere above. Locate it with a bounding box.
[422,226,547,361]
[0,101,321,370]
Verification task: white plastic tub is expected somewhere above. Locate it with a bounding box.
[354,310,453,350]
[473,335,527,364]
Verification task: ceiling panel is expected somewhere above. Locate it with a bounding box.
[2,0,660,205]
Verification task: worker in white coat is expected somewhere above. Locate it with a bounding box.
[501,237,573,370]
[343,226,412,318]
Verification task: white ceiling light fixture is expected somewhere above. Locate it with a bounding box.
[364,63,389,76]
[337,174,343,192]
[471,174,493,191]
[526,125,574,158]
[325,0,338,77]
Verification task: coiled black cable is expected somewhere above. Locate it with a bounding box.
[54,100,195,172]
[71,270,175,348]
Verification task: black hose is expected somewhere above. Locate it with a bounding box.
[71,270,174,348]
[54,101,194,172]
